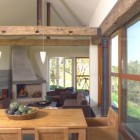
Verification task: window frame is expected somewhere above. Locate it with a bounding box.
[75,57,89,91]
[109,15,140,139]
[109,32,119,111]
[48,57,73,90]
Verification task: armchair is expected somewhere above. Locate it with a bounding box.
[86,107,118,140]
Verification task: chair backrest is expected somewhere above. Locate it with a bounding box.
[0,128,22,140]
[35,127,68,140]
[107,107,118,128]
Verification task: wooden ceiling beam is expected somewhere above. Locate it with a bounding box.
[100,0,140,36]
[0,26,97,36]
[0,39,90,46]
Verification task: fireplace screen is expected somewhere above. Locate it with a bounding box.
[17,84,42,98]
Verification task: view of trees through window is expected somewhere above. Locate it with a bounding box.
[49,57,90,91]
[125,19,140,120]
[49,57,72,90]
[110,35,119,109]
[118,18,140,139]
[127,20,140,75]
[126,80,140,119]
[111,77,118,109]
[76,58,89,91]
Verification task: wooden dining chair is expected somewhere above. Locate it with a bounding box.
[86,107,118,140]
[35,127,68,140]
[0,128,22,140]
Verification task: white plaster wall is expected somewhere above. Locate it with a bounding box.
[89,44,98,107]
[29,45,89,85]
[0,46,11,70]
[89,0,118,107]
[89,0,118,27]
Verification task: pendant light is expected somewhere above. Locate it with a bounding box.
[40,50,46,63]
[40,0,46,63]
[40,34,46,63]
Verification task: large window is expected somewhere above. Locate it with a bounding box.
[122,79,140,120]
[127,20,140,75]
[110,34,119,109]
[111,76,118,109]
[120,18,140,139]
[76,58,89,91]
[111,35,118,73]
[49,57,72,90]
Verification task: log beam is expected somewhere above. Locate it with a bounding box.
[100,0,140,36]
[0,39,90,46]
[0,26,97,36]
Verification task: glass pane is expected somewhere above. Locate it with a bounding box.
[76,76,89,91]
[121,79,140,138]
[127,20,140,75]
[65,58,72,87]
[111,76,118,109]
[49,57,73,90]
[111,35,118,73]
[49,58,57,90]
[58,57,64,88]
[76,58,89,75]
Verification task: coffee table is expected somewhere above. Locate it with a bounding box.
[28,101,57,109]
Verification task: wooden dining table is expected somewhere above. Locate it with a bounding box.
[0,108,87,140]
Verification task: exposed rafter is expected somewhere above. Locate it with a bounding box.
[100,0,140,36]
[37,0,42,26]
[0,26,97,36]
[0,39,90,46]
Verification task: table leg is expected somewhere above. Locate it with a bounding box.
[78,129,86,140]
[69,129,86,140]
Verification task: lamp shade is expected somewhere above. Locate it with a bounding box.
[0,51,1,58]
[40,51,46,63]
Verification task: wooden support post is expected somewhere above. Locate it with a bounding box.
[101,37,109,116]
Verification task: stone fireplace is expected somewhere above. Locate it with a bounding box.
[12,83,46,103]
[12,46,46,103]
[17,84,42,98]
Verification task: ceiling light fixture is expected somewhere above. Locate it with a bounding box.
[40,0,46,63]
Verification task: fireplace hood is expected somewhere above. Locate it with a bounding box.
[12,46,46,84]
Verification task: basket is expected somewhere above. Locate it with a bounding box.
[5,107,39,120]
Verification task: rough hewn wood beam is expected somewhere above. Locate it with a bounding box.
[100,0,140,36]
[0,39,90,46]
[0,26,97,36]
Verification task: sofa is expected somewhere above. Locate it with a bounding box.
[46,87,77,106]
[63,92,95,117]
